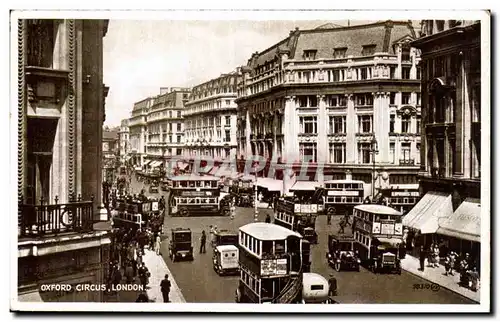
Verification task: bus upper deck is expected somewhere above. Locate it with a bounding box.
[323,180,365,216]
[236,223,305,304]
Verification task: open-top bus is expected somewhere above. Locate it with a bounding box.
[274,197,318,244]
[168,175,230,217]
[323,180,365,218]
[235,223,305,304]
[352,204,404,274]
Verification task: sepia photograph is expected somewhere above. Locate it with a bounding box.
[9,9,490,313]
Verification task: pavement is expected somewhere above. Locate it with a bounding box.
[400,255,481,303]
[142,249,186,303]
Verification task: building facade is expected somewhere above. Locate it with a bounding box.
[102,126,120,183]
[404,20,482,261]
[128,97,153,168]
[236,21,421,204]
[118,119,130,164]
[17,19,111,302]
[183,72,241,162]
[145,87,190,168]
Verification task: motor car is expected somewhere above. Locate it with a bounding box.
[213,245,239,276]
[326,234,361,272]
[168,228,193,262]
[369,243,402,274]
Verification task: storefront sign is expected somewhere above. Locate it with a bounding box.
[328,190,359,196]
[391,191,420,197]
[181,191,208,197]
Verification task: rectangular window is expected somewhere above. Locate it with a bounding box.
[401,115,411,133]
[401,143,411,162]
[416,143,421,164]
[169,111,173,118]
[358,115,373,133]
[401,48,411,62]
[300,143,317,162]
[329,116,345,134]
[333,47,347,59]
[416,93,421,106]
[435,56,445,77]
[177,135,181,143]
[362,45,376,56]
[390,67,397,79]
[390,93,396,105]
[360,68,368,80]
[416,115,421,134]
[225,130,231,142]
[332,69,340,82]
[402,67,411,79]
[169,135,172,143]
[176,148,182,155]
[177,123,182,131]
[298,96,308,107]
[225,116,231,125]
[169,123,173,131]
[402,92,411,105]
[300,116,317,134]
[330,143,346,164]
[390,114,395,133]
[303,50,317,60]
[358,143,372,164]
[355,94,373,106]
[389,143,395,164]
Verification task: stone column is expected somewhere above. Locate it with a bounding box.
[345,94,356,163]
[245,109,251,157]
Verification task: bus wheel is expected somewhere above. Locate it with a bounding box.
[335,262,341,272]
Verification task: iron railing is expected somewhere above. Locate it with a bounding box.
[19,195,94,237]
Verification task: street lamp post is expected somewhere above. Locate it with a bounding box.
[370,137,379,201]
[254,164,259,222]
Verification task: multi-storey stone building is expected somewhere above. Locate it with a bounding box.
[102,126,120,183]
[17,19,111,302]
[236,20,421,206]
[118,118,130,164]
[183,71,241,164]
[128,97,154,168]
[404,20,482,261]
[145,87,190,169]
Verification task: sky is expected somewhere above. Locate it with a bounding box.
[103,19,420,127]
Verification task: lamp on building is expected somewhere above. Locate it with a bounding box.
[369,137,379,200]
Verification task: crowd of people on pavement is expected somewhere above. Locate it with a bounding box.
[418,244,480,292]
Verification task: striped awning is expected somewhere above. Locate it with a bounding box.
[436,198,481,243]
[402,191,453,234]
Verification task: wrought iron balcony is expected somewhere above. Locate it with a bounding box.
[19,195,94,238]
[399,159,415,165]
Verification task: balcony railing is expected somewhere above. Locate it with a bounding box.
[431,166,447,178]
[399,159,415,165]
[19,195,94,238]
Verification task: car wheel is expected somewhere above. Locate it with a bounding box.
[335,262,341,272]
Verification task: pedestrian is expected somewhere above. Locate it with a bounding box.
[469,266,480,292]
[328,274,337,297]
[135,292,150,302]
[200,230,207,254]
[446,251,457,276]
[230,202,236,220]
[419,246,426,272]
[155,234,161,256]
[125,261,135,284]
[327,212,331,225]
[265,214,271,223]
[338,218,346,234]
[138,263,150,289]
[160,274,171,303]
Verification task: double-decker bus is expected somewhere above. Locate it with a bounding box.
[323,180,365,217]
[352,204,404,274]
[230,175,255,208]
[235,223,305,304]
[168,175,230,217]
[274,197,318,244]
[112,198,159,230]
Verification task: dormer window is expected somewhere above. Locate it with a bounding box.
[303,50,317,60]
[333,47,347,59]
[402,46,411,62]
[361,44,376,56]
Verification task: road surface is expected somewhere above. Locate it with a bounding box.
[130,173,475,304]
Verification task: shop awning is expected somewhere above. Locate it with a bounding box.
[402,191,453,234]
[208,166,219,175]
[290,181,320,191]
[257,178,283,193]
[436,198,481,243]
[150,161,162,168]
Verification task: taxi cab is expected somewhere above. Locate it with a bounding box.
[213,244,239,276]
